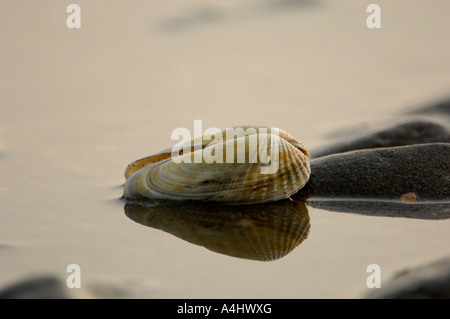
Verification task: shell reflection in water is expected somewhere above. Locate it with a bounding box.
[124,199,310,261]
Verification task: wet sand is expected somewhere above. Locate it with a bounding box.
[1,0,450,298]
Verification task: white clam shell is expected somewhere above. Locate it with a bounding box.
[123,126,310,204]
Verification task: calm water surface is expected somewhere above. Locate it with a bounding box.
[1,0,450,298]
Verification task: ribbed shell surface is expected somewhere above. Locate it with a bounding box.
[123,127,310,204]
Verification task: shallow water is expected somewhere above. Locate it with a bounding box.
[1,0,450,298]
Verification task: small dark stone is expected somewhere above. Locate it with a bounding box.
[366,256,450,299]
[0,276,71,299]
[312,120,450,158]
[293,143,450,201]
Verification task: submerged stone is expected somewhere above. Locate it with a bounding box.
[0,276,74,299]
[407,97,450,117]
[366,256,450,299]
[306,199,450,220]
[293,143,450,201]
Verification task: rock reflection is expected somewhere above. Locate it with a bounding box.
[307,198,450,220]
[124,199,310,261]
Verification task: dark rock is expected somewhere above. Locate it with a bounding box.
[0,276,135,299]
[312,120,450,158]
[0,276,73,299]
[366,256,450,299]
[293,143,450,201]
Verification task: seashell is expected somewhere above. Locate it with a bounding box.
[124,198,310,261]
[123,126,310,204]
